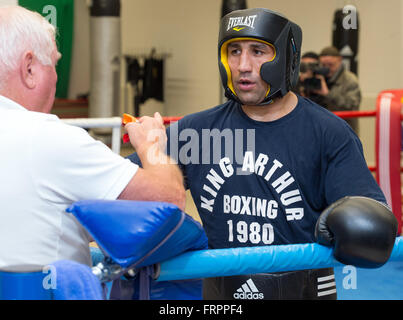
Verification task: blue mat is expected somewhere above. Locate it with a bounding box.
[335,261,403,300]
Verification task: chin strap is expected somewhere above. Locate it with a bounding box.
[225,85,288,107]
[240,90,284,107]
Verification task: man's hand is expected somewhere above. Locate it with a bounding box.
[312,74,329,96]
[299,69,314,83]
[120,112,186,211]
[125,112,168,165]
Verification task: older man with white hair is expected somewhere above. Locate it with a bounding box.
[0,5,185,269]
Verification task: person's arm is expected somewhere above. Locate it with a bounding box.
[323,81,361,111]
[312,74,329,97]
[118,113,186,211]
[323,124,386,206]
[315,73,361,111]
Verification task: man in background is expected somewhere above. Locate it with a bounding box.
[314,46,361,133]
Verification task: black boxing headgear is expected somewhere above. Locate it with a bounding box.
[218,8,302,105]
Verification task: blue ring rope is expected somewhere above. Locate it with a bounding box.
[156,237,403,282]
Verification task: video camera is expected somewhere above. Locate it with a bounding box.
[299,63,330,91]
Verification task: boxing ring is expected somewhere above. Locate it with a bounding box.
[64,199,403,301]
[60,89,403,300]
[2,90,403,300]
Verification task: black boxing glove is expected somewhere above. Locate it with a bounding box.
[315,196,398,268]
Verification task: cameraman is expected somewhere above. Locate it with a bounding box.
[298,52,328,106]
[317,46,361,134]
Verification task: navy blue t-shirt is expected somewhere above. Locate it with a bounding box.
[128,96,386,249]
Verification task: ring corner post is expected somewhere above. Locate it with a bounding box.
[376,90,403,235]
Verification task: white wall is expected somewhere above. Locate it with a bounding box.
[120,0,222,117]
[0,0,17,5]
[69,0,91,100]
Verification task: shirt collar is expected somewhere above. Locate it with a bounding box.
[0,94,27,112]
[328,64,344,83]
[0,94,59,121]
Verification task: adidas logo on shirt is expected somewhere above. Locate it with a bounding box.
[317,274,337,297]
[233,279,264,300]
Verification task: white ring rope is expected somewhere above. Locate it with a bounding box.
[62,117,122,154]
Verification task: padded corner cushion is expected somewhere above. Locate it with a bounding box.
[67,200,207,269]
[137,213,208,268]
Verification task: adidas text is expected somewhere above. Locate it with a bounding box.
[233,292,264,300]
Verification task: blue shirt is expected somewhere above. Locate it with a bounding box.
[128,96,386,249]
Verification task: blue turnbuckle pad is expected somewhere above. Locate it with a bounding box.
[67,200,207,269]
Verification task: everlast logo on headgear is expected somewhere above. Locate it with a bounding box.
[227,15,258,31]
[219,8,303,106]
